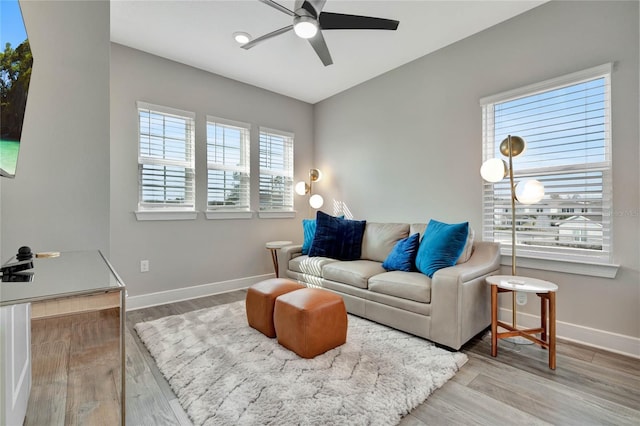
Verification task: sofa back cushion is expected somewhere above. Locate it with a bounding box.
[361,223,410,262]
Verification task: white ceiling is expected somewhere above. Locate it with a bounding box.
[111,0,546,104]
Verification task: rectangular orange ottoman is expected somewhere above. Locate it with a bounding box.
[245,278,305,338]
[273,288,347,359]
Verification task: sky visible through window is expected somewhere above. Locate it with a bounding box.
[1,0,27,48]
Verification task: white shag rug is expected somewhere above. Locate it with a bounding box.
[134,300,467,426]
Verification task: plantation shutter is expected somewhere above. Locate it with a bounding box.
[481,64,612,263]
[206,117,251,211]
[137,102,195,210]
[259,128,294,211]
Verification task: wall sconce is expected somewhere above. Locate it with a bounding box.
[295,168,324,209]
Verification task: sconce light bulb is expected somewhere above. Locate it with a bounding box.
[309,194,324,209]
[295,181,309,196]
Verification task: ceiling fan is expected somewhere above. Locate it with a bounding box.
[241,0,400,66]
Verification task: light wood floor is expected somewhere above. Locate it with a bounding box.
[28,290,640,425]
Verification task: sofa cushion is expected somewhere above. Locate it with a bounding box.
[368,271,432,303]
[415,220,469,278]
[361,223,410,262]
[322,260,386,289]
[309,211,366,261]
[381,233,420,272]
[289,255,338,277]
[411,222,475,265]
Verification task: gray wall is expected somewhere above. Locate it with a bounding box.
[314,1,639,342]
[1,1,110,259]
[110,44,314,297]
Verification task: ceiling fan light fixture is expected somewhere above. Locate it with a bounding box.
[293,16,318,39]
[233,31,252,45]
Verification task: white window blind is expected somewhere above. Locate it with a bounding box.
[137,102,195,210]
[259,128,294,211]
[206,116,250,211]
[481,64,612,264]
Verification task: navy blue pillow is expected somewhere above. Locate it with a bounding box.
[301,219,316,255]
[415,220,469,278]
[382,233,420,272]
[301,215,344,255]
[308,211,366,261]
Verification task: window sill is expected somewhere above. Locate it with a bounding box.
[134,210,198,221]
[205,210,254,220]
[258,210,296,219]
[501,255,620,279]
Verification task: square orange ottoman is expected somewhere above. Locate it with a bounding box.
[273,288,347,359]
[245,278,305,338]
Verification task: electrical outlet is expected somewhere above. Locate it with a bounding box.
[140,260,149,273]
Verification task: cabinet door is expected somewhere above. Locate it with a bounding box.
[1,303,31,426]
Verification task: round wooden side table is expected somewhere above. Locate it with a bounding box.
[486,275,558,370]
[265,241,292,278]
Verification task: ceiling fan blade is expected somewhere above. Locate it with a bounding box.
[241,25,293,50]
[297,0,326,16]
[308,30,333,66]
[258,0,296,17]
[319,12,399,31]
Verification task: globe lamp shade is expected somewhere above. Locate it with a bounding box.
[480,158,507,183]
[295,181,309,196]
[515,179,545,204]
[309,194,324,209]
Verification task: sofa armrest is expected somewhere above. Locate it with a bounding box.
[278,244,303,278]
[429,241,501,349]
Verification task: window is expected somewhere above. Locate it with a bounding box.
[206,116,251,216]
[137,102,195,214]
[259,128,294,215]
[481,64,612,265]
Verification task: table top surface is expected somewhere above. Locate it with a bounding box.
[1,250,124,306]
[266,241,293,249]
[486,275,558,293]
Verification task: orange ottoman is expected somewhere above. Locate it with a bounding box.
[246,278,306,337]
[274,288,347,359]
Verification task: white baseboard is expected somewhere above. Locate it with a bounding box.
[499,307,640,359]
[126,273,274,311]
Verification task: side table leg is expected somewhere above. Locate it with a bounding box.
[540,293,548,342]
[270,249,279,278]
[549,291,556,370]
[491,284,498,357]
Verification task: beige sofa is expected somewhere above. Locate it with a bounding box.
[279,222,501,350]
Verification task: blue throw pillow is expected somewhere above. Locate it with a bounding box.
[301,215,344,255]
[382,233,420,272]
[415,220,469,278]
[301,219,316,255]
[308,211,366,261]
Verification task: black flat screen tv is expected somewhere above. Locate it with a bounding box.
[1,0,32,178]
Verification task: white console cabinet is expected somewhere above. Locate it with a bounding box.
[1,302,31,426]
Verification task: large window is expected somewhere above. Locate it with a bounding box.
[481,64,612,264]
[259,128,294,213]
[137,102,195,211]
[206,116,250,213]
